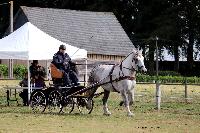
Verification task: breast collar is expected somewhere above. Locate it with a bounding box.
[109,65,136,93]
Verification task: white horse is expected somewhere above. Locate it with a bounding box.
[87,49,147,116]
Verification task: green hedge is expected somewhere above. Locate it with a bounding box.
[148,71,181,76]
[13,65,28,79]
[0,64,8,77]
[0,64,28,79]
[136,73,200,84]
[0,64,199,83]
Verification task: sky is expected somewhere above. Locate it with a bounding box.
[150,46,200,61]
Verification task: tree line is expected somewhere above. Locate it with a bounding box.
[0,0,200,75]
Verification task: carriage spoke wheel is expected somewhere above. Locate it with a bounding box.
[30,90,46,113]
[48,90,62,114]
[77,98,94,114]
[59,97,75,114]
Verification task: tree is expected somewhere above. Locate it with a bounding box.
[2,0,200,75]
[0,0,9,38]
[130,0,200,74]
[130,0,173,73]
[176,1,196,71]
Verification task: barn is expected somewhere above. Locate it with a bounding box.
[1,6,135,78]
[2,6,134,64]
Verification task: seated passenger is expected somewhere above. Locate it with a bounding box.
[30,60,39,80]
[19,61,46,106]
[19,73,28,106]
[34,73,46,87]
[30,60,46,87]
[51,44,79,86]
[19,72,28,87]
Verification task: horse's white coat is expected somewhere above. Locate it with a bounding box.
[88,49,147,116]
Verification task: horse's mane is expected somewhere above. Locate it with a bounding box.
[120,49,138,63]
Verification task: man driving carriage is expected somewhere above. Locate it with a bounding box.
[51,44,79,86]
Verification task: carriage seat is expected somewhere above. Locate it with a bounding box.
[50,63,65,86]
[50,63,63,78]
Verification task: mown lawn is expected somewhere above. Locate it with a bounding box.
[0,80,200,133]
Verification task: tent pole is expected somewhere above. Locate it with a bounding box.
[46,60,48,79]
[46,60,51,85]
[9,1,13,79]
[10,1,13,33]
[27,60,31,105]
[85,58,88,86]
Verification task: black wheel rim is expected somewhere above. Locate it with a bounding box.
[77,98,94,114]
[48,90,62,113]
[30,91,46,113]
[59,97,74,114]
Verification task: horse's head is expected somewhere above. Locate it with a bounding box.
[132,49,147,72]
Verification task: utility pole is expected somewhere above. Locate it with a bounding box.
[156,36,159,78]
[9,1,13,78]
[155,36,161,110]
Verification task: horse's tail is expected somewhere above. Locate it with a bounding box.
[85,65,99,96]
[87,65,99,85]
[88,66,96,85]
[88,74,94,85]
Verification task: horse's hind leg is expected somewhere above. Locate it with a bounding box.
[102,90,111,115]
[121,90,134,117]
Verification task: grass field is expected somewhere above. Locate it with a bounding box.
[0,80,200,133]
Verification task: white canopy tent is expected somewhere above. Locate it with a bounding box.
[0,22,87,60]
[0,22,87,101]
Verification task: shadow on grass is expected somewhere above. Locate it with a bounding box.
[0,105,102,118]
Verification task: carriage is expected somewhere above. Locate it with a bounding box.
[30,63,96,114]
[30,49,147,116]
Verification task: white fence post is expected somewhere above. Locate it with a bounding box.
[184,78,188,103]
[156,82,161,110]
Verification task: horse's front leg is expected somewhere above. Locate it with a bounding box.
[128,80,136,106]
[121,90,134,117]
[102,90,111,115]
[128,90,134,106]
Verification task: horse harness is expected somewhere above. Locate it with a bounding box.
[109,65,136,93]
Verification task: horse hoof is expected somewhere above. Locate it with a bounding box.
[127,112,134,117]
[103,113,111,116]
[85,100,92,110]
[103,112,111,116]
[129,101,133,106]
[119,101,124,106]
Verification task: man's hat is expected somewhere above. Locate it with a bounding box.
[59,44,66,50]
[33,60,38,64]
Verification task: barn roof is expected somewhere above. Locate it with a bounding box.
[8,6,134,56]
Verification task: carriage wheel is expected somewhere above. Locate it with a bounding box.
[48,90,62,114]
[77,98,94,114]
[59,97,75,114]
[30,90,47,113]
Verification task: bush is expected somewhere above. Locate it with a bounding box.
[13,64,27,79]
[0,64,8,78]
[136,73,200,84]
[148,71,181,76]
